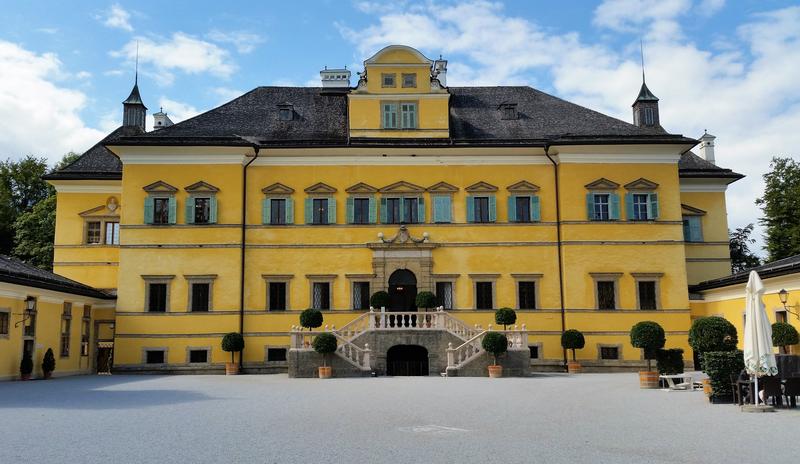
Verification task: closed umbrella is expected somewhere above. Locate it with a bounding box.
[743,271,778,404]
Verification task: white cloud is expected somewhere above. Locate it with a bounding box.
[206,30,265,54]
[99,4,134,32]
[0,41,104,163]
[112,33,236,85]
[340,1,800,254]
[212,86,245,103]
[145,97,201,131]
[35,27,58,34]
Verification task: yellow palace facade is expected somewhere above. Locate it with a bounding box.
[3,44,749,377]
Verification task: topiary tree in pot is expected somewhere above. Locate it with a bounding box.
[415,291,436,312]
[221,332,245,375]
[370,291,389,310]
[630,321,666,388]
[772,322,799,354]
[20,351,33,381]
[42,348,56,379]
[299,308,323,332]
[495,307,517,330]
[688,316,738,373]
[656,348,685,375]
[481,331,508,378]
[561,329,585,373]
[312,332,338,379]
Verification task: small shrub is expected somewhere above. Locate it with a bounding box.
[630,321,666,371]
[415,291,436,311]
[703,350,745,401]
[772,322,799,354]
[688,317,738,368]
[370,291,389,309]
[656,348,684,375]
[42,348,56,373]
[221,332,245,363]
[561,329,585,361]
[299,308,323,331]
[20,351,33,377]
[481,332,508,365]
[312,332,338,367]
[494,308,517,329]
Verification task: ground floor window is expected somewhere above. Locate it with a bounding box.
[518,281,536,309]
[312,282,331,310]
[60,317,71,358]
[600,346,619,360]
[146,350,165,364]
[269,282,287,311]
[81,308,90,356]
[637,281,657,310]
[595,280,617,310]
[0,311,8,335]
[352,281,370,310]
[475,282,493,310]
[529,345,539,359]
[267,348,287,362]
[776,310,788,324]
[190,283,210,312]
[188,349,209,364]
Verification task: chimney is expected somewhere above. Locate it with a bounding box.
[698,131,716,165]
[319,66,351,88]
[152,107,174,131]
[433,56,447,87]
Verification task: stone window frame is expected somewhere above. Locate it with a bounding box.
[142,347,168,365]
[775,308,788,324]
[431,274,459,310]
[381,73,396,88]
[511,273,542,310]
[346,274,375,310]
[631,272,663,310]
[262,274,293,311]
[186,346,212,365]
[142,275,175,312]
[60,302,73,358]
[307,274,337,310]
[184,181,220,225]
[184,274,217,312]
[401,73,417,88]
[590,273,622,310]
[528,342,543,360]
[80,206,121,246]
[264,345,289,364]
[597,343,622,360]
[142,180,179,225]
[0,307,10,338]
[469,274,499,310]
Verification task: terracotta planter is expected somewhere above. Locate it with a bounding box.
[225,362,239,375]
[639,370,659,389]
[567,361,582,374]
[318,366,332,379]
[488,365,503,378]
[702,378,712,396]
[43,371,52,380]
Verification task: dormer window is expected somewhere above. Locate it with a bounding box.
[382,73,396,88]
[278,104,294,121]
[402,73,417,88]
[500,103,517,120]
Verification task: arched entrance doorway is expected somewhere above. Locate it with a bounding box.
[386,345,429,376]
[388,269,417,312]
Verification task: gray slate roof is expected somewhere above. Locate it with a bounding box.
[0,255,113,299]
[679,151,743,180]
[691,254,800,292]
[44,125,144,180]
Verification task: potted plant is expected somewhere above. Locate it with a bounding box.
[703,350,745,403]
[655,348,685,375]
[482,331,508,378]
[370,291,389,310]
[495,307,517,330]
[312,332,338,379]
[299,308,323,347]
[688,316,738,396]
[561,329,585,374]
[42,348,56,380]
[772,322,799,354]
[221,332,245,375]
[415,291,436,312]
[20,351,33,381]
[630,321,666,389]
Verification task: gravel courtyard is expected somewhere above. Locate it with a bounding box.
[1,373,798,464]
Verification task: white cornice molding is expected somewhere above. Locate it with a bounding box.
[555,153,682,164]
[698,274,800,302]
[51,182,122,194]
[118,153,247,165]
[679,184,729,193]
[0,282,111,305]
[348,93,450,99]
[251,154,551,166]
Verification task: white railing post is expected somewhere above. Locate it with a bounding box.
[363,343,371,370]
[521,324,528,347]
[447,342,455,368]
[369,307,375,329]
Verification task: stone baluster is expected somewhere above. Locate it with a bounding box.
[369,308,375,329]
[447,342,454,368]
[363,343,371,369]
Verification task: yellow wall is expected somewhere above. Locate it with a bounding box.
[681,191,732,284]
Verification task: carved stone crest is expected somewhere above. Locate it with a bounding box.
[378,225,429,244]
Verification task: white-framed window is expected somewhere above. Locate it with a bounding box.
[683,216,704,242]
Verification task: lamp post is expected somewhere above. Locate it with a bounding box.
[778,289,799,320]
[14,296,36,328]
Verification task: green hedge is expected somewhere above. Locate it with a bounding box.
[703,350,744,401]
[656,348,684,375]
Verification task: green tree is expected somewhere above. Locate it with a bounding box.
[13,195,56,269]
[756,157,800,261]
[0,156,52,254]
[729,223,761,273]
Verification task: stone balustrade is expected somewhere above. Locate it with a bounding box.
[446,324,529,369]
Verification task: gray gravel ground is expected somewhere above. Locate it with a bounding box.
[1,372,798,464]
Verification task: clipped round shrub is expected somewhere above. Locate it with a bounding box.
[656,348,684,375]
[561,329,585,360]
[20,351,33,377]
[312,332,338,367]
[772,322,799,353]
[370,291,389,309]
[415,291,436,310]
[494,307,517,329]
[221,332,245,363]
[299,308,323,331]
[42,348,56,373]
[688,317,738,367]
[703,350,744,401]
[630,321,666,370]
[481,331,508,364]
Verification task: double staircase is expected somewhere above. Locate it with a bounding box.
[289,308,529,375]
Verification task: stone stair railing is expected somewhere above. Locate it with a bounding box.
[446,325,529,370]
[335,307,483,344]
[290,326,372,371]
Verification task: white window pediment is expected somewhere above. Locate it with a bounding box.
[584,178,620,190]
[262,183,295,195]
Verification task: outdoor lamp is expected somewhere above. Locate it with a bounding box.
[15,296,36,328]
[779,289,800,320]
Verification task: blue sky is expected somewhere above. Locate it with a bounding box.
[1,0,799,250]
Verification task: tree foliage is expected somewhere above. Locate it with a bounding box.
[13,195,56,270]
[729,223,761,273]
[756,157,800,261]
[299,308,323,330]
[0,156,52,255]
[772,322,799,353]
[221,332,245,363]
[494,307,516,329]
[630,321,666,371]
[561,329,585,361]
[481,331,508,365]
[415,291,436,310]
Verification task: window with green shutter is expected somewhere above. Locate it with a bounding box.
[350,197,372,224]
[683,216,703,242]
[432,195,452,223]
[382,103,398,129]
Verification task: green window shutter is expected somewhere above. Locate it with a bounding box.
[507,195,517,222]
[304,198,313,224]
[690,216,703,242]
[209,196,218,224]
[433,195,451,223]
[649,192,659,219]
[624,192,634,220]
[346,197,354,224]
[417,196,425,223]
[143,196,154,224]
[327,197,336,224]
[262,198,270,224]
[368,197,377,223]
[466,196,475,223]
[531,195,541,222]
[168,197,177,224]
[285,198,294,224]
[185,197,195,224]
[609,193,620,220]
[488,195,496,222]
[586,193,595,220]
[380,197,387,223]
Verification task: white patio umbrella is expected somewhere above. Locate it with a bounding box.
[743,271,778,404]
